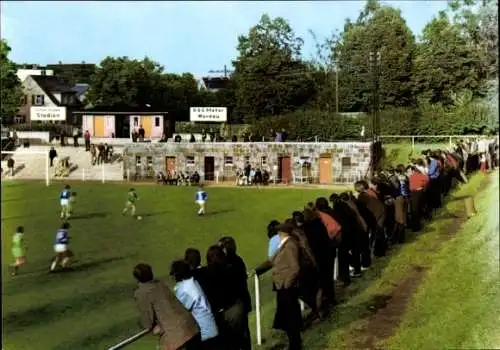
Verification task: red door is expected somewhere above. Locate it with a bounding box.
[280,157,292,184]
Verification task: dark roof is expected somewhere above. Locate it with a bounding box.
[72,83,89,97]
[31,75,74,92]
[31,75,82,106]
[73,105,169,114]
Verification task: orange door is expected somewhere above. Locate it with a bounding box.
[319,157,333,184]
[141,116,152,138]
[165,157,176,173]
[93,116,105,137]
[280,157,292,184]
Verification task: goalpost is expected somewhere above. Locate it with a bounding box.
[1,150,50,186]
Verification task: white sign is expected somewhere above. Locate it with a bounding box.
[190,107,227,122]
[30,106,67,121]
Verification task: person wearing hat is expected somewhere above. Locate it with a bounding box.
[252,222,302,350]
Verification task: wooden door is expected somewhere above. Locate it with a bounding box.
[94,116,105,137]
[319,157,333,184]
[165,157,176,173]
[204,157,215,181]
[279,156,292,184]
[141,116,152,138]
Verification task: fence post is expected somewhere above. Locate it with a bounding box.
[411,136,415,153]
[254,274,262,346]
[449,136,453,149]
[45,151,50,187]
[127,169,130,182]
[101,163,105,183]
[82,168,85,181]
[215,171,219,184]
[315,136,318,143]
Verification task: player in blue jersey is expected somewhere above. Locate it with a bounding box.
[60,185,72,220]
[195,185,208,216]
[50,222,74,272]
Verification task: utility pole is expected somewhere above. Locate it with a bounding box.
[335,64,339,114]
[369,51,381,142]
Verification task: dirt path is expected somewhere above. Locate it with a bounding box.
[347,174,492,350]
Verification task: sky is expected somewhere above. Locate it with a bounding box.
[1,1,448,76]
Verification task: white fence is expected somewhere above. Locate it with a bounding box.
[253,257,339,346]
[378,134,488,152]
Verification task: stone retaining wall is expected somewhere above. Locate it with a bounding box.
[122,142,372,184]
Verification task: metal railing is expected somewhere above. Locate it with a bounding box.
[378,134,485,152]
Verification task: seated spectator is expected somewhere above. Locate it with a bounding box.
[262,170,270,185]
[170,259,220,349]
[132,263,201,350]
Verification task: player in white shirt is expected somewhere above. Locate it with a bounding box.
[60,185,72,220]
[195,185,208,216]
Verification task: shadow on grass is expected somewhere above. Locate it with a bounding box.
[3,279,136,334]
[141,210,170,218]
[202,209,235,217]
[71,211,110,220]
[3,256,129,294]
[52,317,140,350]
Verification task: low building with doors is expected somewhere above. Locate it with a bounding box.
[122,141,373,184]
[72,107,173,139]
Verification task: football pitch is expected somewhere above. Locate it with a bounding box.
[1,181,333,350]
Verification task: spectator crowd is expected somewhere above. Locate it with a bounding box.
[131,138,497,350]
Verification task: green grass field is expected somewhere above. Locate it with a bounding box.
[2,143,498,350]
[1,182,333,350]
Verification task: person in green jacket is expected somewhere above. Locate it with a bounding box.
[11,226,26,276]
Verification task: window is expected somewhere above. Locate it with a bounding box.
[133,117,139,127]
[135,156,141,166]
[32,95,44,106]
[20,95,27,105]
[341,157,351,167]
[224,156,234,166]
[155,117,160,127]
[14,115,25,124]
[186,156,195,166]
[261,156,267,166]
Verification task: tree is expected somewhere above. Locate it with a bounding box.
[0,39,23,124]
[232,14,316,120]
[86,56,165,109]
[447,0,498,78]
[412,11,485,105]
[160,73,202,121]
[332,1,416,111]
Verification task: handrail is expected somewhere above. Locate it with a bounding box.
[107,329,150,350]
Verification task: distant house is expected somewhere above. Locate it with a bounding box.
[72,83,90,103]
[16,67,54,82]
[17,75,83,124]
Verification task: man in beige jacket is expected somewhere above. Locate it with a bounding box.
[133,263,201,350]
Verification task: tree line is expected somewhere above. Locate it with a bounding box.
[1,0,498,137]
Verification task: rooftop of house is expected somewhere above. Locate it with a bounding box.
[72,83,90,98]
[30,75,83,106]
[73,105,170,114]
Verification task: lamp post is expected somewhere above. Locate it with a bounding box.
[369,51,381,142]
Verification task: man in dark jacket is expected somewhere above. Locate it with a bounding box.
[49,147,57,167]
[354,180,387,257]
[330,193,364,282]
[218,237,252,350]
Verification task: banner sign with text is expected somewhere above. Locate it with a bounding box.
[30,106,67,121]
[189,107,227,122]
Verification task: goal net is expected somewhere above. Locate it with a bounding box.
[1,150,51,186]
